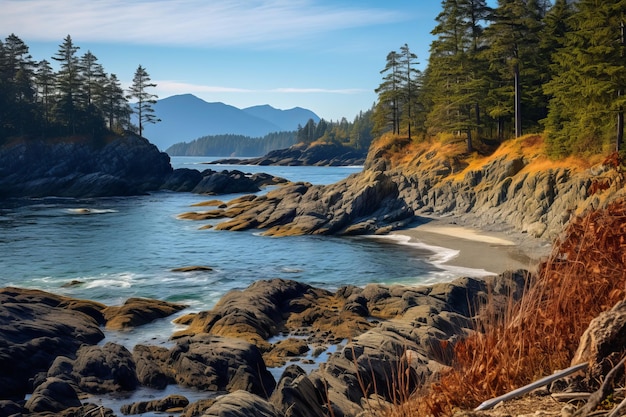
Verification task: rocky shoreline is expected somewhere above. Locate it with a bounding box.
[209,143,367,167]
[0,271,530,417]
[0,134,289,199]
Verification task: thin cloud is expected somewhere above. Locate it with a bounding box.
[157,80,367,95]
[1,0,405,48]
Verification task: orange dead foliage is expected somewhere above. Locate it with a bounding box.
[398,198,626,416]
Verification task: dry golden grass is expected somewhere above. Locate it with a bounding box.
[386,197,626,417]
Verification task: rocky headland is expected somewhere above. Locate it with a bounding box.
[210,142,367,167]
[181,135,625,242]
[0,134,287,199]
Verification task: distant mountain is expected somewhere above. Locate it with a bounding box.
[242,105,320,132]
[135,94,320,151]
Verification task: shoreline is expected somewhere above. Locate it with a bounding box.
[391,217,553,276]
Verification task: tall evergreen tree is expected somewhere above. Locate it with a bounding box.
[544,0,626,156]
[127,65,159,137]
[424,0,490,150]
[102,73,130,132]
[35,59,54,135]
[375,51,403,135]
[52,35,81,134]
[483,0,546,139]
[398,44,421,140]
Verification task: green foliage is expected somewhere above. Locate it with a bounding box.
[375,46,422,139]
[0,33,149,144]
[166,132,297,156]
[544,0,626,158]
[127,65,159,137]
[296,109,375,150]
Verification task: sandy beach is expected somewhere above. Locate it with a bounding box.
[392,217,553,276]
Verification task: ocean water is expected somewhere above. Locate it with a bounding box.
[1,157,484,413]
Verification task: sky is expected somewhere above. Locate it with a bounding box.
[1,1,447,121]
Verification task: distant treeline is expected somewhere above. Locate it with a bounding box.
[165,132,297,157]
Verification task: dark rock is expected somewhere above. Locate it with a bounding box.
[24,377,81,413]
[270,365,326,417]
[211,143,367,167]
[0,400,26,417]
[52,342,139,394]
[132,345,174,389]
[201,390,280,417]
[0,288,104,400]
[120,394,189,415]
[102,297,188,330]
[0,133,172,198]
[168,335,275,397]
[161,168,203,192]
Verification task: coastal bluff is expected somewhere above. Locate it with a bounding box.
[184,135,626,241]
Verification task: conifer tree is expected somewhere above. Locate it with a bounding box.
[375,51,402,135]
[127,65,159,137]
[102,73,130,132]
[544,0,626,156]
[52,35,81,134]
[398,44,421,140]
[483,0,546,139]
[35,59,54,135]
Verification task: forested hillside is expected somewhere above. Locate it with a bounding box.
[373,0,626,159]
[165,132,297,157]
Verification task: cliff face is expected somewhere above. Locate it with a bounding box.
[204,135,625,240]
[0,134,173,198]
[384,136,625,240]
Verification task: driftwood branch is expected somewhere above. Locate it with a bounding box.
[574,355,626,417]
[475,363,588,411]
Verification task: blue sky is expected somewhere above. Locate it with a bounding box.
[2,1,447,121]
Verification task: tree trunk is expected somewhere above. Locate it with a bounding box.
[514,62,522,138]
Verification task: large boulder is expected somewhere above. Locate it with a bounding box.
[133,334,276,397]
[47,342,139,394]
[201,390,280,417]
[24,377,81,413]
[0,288,105,400]
[102,297,188,330]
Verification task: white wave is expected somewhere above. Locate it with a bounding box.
[367,234,495,280]
[66,208,118,215]
[83,272,136,289]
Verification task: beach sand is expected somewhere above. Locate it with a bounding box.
[392,217,553,276]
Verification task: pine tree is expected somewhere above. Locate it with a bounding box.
[127,65,159,137]
[544,0,626,156]
[398,44,421,141]
[424,0,490,151]
[34,59,54,135]
[102,73,130,132]
[375,51,403,135]
[483,0,546,139]
[52,35,81,134]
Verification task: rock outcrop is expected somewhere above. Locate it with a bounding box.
[184,135,625,240]
[179,165,414,236]
[211,143,367,166]
[0,288,105,400]
[0,134,173,198]
[0,272,529,417]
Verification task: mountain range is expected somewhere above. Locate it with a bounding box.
[135,94,320,151]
